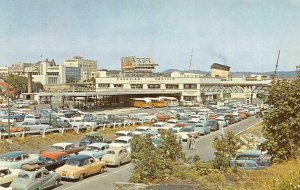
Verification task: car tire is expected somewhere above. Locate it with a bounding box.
[54,179,60,188]
[99,166,105,174]
[78,174,85,181]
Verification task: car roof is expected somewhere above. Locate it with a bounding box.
[19,168,48,176]
[115,136,132,141]
[52,142,73,147]
[69,154,93,161]
[237,150,262,156]
[87,143,108,148]
[1,151,27,158]
[40,151,67,159]
[0,167,9,170]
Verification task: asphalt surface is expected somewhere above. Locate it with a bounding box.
[55,116,262,190]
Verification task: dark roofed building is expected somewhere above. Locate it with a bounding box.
[211,63,231,71]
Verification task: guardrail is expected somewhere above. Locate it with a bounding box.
[0,120,147,140]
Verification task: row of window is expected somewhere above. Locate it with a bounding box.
[98,83,198,89]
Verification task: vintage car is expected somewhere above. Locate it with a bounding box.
[22,152,70,171]
[19,121,52,132]
[10,168,61,190]
[131,126,150,136]
[101,147,131,167]
[55,154,106,181]
[109,136,132,151]
[114,131,132,138]
[177,126,199,141]
[194,124,211,135]
[79,132,111,147]
[230,150,270,167]
[0,151,39,169]
[0,167,21,187]
[230,160,261,170]
[40,142,84,155]
[206,120,219,131]
[79,143,109,160]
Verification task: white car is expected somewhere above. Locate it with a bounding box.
[150,122,171,131]
[177,126,199,141]
[68,117,85,130]
[23,114,37,122]
[110,136,132,152]
[165,119,179,128]
[131,126,150,135]
[114,131,132,138]
[16,102,30,108]
[0,151,39,169]
[0,167,21,187]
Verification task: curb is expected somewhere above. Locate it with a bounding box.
[235,120,263,136]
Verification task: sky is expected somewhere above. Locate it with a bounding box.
[0,0,300,72]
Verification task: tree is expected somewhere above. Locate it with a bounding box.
[157,130,185,161]
[4,74,27,95]
[260,67,300,163]
[212,132,241,172]
[33,81,44,92]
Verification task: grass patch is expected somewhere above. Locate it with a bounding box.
[238,122,264,137]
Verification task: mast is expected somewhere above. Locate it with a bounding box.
[274,50,280,77]
[188,48,193,72]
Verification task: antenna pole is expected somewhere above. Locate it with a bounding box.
[188,48,193,72]
[274,50,280,77]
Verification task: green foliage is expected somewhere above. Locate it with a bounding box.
[130,132,184,184]
[212,132,241,172]
[33,81,44,92]
[260,67,300,163]
[157,130,185,161]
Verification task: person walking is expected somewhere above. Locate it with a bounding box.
[191,136,196,150]
[187,134,191,150]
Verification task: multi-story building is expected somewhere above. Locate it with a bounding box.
[121,56,158,73]
[0,66,9,76]
[8,62,41,76]
[31,59,66,85]
[64,56,97,82]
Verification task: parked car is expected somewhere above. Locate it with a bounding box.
[101,147,131,167]
[206,120,219,131]
[10,168,61,190]
[230,150,270,167]
[41,142,84,155]
[22,152,70,171]
[230,160,261,170]
[114,131,132,138]
[0,167,21,187]
[16,102,30,108]
[0,151,39,169]
[79,143,109,160]
[131,126,150,135]
[177,126,199,141]
[20,121,52,132]
[41,117,72,129]
[110,136,132,150]
[79,132,111,147]
[55,154,106,181]
[194,124,211,135]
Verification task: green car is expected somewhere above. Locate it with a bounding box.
[10,168,61,190]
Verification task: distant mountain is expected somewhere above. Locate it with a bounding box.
[161,69,296,78]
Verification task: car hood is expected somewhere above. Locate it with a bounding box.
[56,165,81,173]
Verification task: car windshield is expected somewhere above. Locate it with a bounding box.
[167,121,176,124]
[81,138,91,143]
[115,133,126,137]
[51,146,64,151]
[115,140,128,144]
[86,147,100,152]
[106,150,115,155]
[195,125,204,128]
[66,159,80,166]
[18,173,30,179]
[180,128,192,132]
[135,128,146,132]
[207,121,216,125]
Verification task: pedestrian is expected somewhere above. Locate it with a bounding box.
[187,134,191,150]
[191,136,196,150]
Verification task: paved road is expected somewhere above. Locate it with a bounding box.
[55,116,262,190]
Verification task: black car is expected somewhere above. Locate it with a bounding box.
[206,120,219,131]
[79,134,111,147]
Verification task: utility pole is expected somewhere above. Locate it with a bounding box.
[274,50,280,77]
[7,95,11,141]
[188,48,193,72]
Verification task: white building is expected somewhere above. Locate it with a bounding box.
[95,71,271,103]
[32,60,66,85]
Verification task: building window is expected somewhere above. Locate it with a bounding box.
[98,84,110,88]
[130,84,143,89]
[183,96,197,101]
[166,84,179,89]
[148,84,161,89]
[48,77,58,84]
[184,84,197,89]
[114,84,123,88]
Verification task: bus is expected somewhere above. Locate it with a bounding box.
[144,98,165,108]
[129,98,153,108]
[158,97,179,107]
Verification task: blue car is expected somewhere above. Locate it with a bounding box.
[230,150,270,168]
[194,124,211,135]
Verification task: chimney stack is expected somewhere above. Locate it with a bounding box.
[28,72,33,93]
